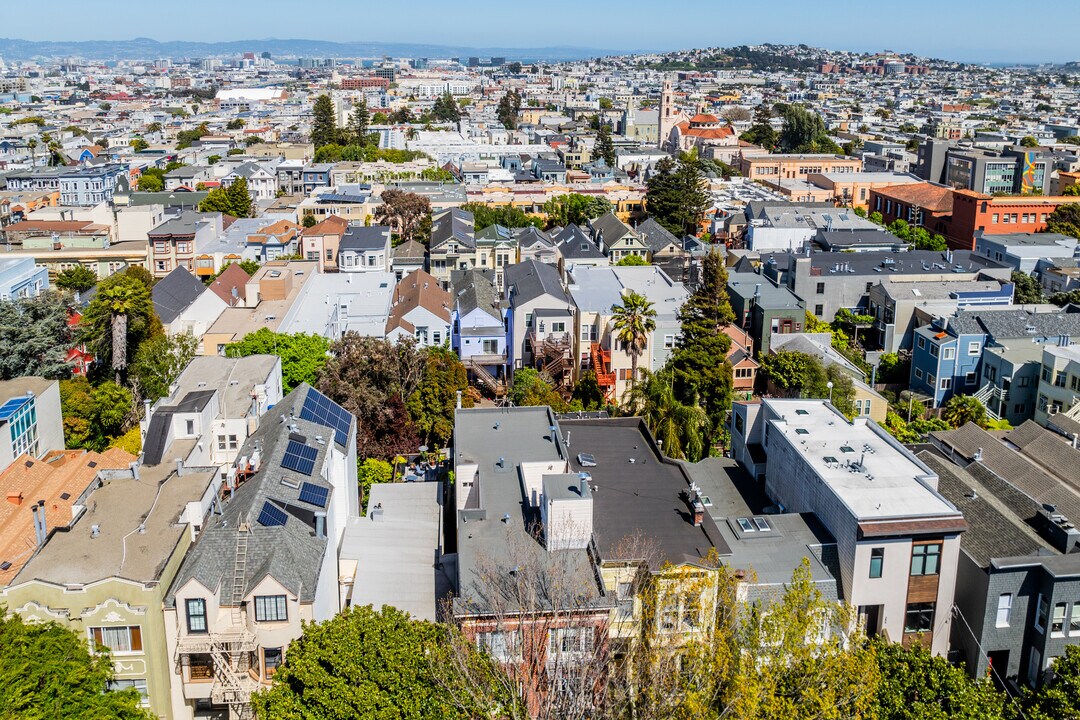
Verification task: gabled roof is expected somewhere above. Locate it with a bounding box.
[391,239,427,261]
[301,214,349,237]
[589,211,635,243]
[430,207,475,250]
[635,217,679,253]
[207,262,250,306]
[553,224,606,260]
[505,259,568,306]
[152,266,208,324]
[340,225,392,252]
[386,270,451,335]
[454,268,503,321]
[165,385,354,607]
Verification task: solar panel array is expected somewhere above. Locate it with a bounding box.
[0,396,29,421]
[299,389,351,447]
[281,439,318,476]
[257,501,288,527]
[298,482,329,508]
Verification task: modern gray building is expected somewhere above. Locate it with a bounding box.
[973,232,1079,275]
[727,270,806,357]
[928,422,1080,687]
[916,140,1053,196]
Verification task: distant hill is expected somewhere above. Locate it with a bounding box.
[0,37,615,62]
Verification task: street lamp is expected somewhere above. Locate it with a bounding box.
[827,381,834,404]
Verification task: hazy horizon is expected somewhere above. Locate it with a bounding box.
[0,0,1076,65]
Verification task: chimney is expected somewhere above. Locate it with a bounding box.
[175,458,184,477]
[693,501,705,527]
[32,501,47,546]
[6,492,22,506]
[314,512,326,539]
[456,390,462,409]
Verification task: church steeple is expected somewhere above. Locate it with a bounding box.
[658,77,676,152]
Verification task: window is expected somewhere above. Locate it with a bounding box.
[940,378,952,390]
[997,594,1013,627]
[254,595,288,622]
[89,626,142,654]
[814,304,824,316]
[1052,603,1067,635]
[549,627,594,656]
[663,334,675,349]
[186,598,208,634]
[869,548,884,579]
[942,347,955,360]
[930,344,939,358]
[263,647,283,677]
[1071,602,1080,634]
[966,372,977,386]
[967,341,981,356]
[927,373,936,386]
[432,331,441,346]
[108,679,149,707]
[228,435,238,450]
[1035,594,1048,632]
[186,419,195,435]
[816,282,825,295]
[1028,647,1042,686]
[918,337,926,350]
[551,322,565,333]
[477,629,522,661]
[904,602,935,634]
[910,543,941,576]
[915,367,924,380]
[217,435,227,451]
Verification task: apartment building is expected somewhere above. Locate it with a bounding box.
[948,191,1080,251]
[453,269,510,397]
[300,215,349,272]
[148,211,224,278]
[927,423,1080,686]
[337,225,392,273]
[731,399,967,655]
[0,256,48,300]
[1034,340,1080,425]
[0,377,64,472]
[163,384,358,720]
[739,153,861,182]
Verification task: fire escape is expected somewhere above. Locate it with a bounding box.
[175,516,260,720]
[463,357,508,398]
[590,342,616,401]
[536,332,574,394]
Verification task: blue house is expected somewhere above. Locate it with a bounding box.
[911,307,1080,407]
[451,269,509,394]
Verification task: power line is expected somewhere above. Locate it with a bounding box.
[950,603,1030,720]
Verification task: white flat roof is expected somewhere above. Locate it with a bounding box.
[764,399,959,521]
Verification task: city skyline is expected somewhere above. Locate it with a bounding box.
[0,0,1077,65]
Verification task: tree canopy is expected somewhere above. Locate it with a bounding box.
[79,269,159,383]
[460,202,544,232]
[432,91,462,122]
[645,156,709,236]
[310,94,337,149]
[1046,203,1080,239]
[540,193,612,228]
[0,291,75,380]
[225,329,328,393]
[778,104,842,154]
[251,604,520,720]
[508,368,569,412]
[130,333,198,402]
[1011,270,1043,304]
[0,611,152,720]
[54,266,97,293]
[496,90,522,129]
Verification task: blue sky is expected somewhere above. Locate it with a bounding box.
[1,0,1076,64]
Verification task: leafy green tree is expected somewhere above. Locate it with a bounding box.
[1063,184,1080,197]
[670,250,735,437]
[1011,270,1044,304]
[625,368,707,460]
[616,254,648,266]
[136,167,165,192]
[942,394,986,428]
[226,328,329,393]
[316,334,423,460]
[310,94,338,149]
[348,98,371,144]
[778,104,841,153]
[571,370,604,410]
[376,190,432,243]
[509,368,569,411]
[1018,645,1080,720]
[496,90,522,129]
[55,265,98,293]
[1049,289,1080,307]
[251,605,520,720]
[357,458,393,512]
[175,122,209,150]
[594,122,616,167]
[130,333,198,402]
[645,156,709,235]
[226,118,245,130]
[80,272,158,384]
[129,137,148,152]
[758,350,822,392]
[460,203,543,231]
[0,292,75,380]
[226,177,253,218]
[612,290,656,388]
[1019,135,1039,148]
[873,638,1006,720]
[302,214,317,228]
[541,193,612,228]
[1046,203,1080,239]
[432,91,462,122]
[739,123,777,149]
[59,377,134,451]
[405,346,472,449]
[0,610,152,719]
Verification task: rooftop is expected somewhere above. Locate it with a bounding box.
[763,399,962,523]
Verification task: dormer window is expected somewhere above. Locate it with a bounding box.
[186,598,208,634]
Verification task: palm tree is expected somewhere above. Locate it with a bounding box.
[611,290,656,390]
[942,394,986,429]
[624,370,707,461]
[83,278,153,384]
[27,137,38,167]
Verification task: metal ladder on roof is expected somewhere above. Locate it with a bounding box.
[230,516,249,629]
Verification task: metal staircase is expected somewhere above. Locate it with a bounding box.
[972,383,1005,421]
[463,358,507,396]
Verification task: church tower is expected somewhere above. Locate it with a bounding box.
[658,78,677,152]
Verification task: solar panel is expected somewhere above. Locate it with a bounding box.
[298,482,329,508]
[257,502,288,527]
[0,396,29,421]
[299,389,352,447]
[281,439,317,476]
